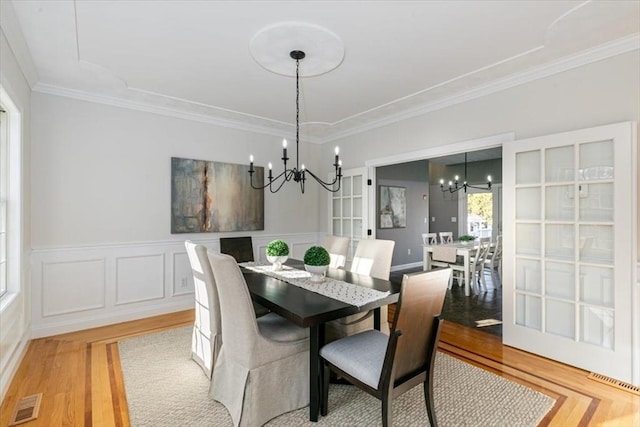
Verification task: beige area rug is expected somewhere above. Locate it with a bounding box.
[119,327,555,427]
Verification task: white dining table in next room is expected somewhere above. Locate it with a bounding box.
[422,241,489,296]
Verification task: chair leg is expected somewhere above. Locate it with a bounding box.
[423,379,438,427]
[381,393,393,427]
[321,364,329,416]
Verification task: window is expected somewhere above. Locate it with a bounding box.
[466,192,493,238]
[0,106,7,297]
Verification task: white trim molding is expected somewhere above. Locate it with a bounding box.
[29,34,639,145]
[30,232,323,338]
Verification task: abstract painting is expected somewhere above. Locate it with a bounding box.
[379,185,406,229]
[171,157,264,233]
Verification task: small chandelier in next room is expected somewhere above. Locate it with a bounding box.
[248,50,342,194]
[440,152,492,194]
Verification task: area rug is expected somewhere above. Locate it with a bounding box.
[119,327,554,426]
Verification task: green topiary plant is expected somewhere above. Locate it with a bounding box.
[459,235,477,242]
[266,239,289,257]
[303,246,330,266]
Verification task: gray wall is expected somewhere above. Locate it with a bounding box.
[376,160,429,266]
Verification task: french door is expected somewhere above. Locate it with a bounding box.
[329,168,368,262]
[503,122,637,384]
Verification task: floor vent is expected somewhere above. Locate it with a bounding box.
[8,393,42,426]
[587,373,640,395]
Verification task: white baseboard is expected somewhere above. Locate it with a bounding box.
[0,328,30,401]
[30,299,194,339]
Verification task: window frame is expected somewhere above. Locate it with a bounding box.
[0,106,7,298]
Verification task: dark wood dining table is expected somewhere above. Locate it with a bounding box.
[241,259,401,422]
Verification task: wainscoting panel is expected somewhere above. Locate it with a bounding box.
[172,252,194,296]
[41,259,105,317]
[30,232,323,338]
[115,254,165,305]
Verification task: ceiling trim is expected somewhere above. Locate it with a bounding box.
[321,33,640,144]
[30,33,639,145]
[0,1,38,88]
[33,82,298,140]
[365,132,514,168]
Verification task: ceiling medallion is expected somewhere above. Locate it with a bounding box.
[249,22,345,77]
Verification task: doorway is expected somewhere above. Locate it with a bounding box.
[367,139,506,336]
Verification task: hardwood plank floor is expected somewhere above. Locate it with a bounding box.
[1,310,638,426]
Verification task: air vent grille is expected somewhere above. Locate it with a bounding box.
[587,372,640,395]
[8,393,42,425]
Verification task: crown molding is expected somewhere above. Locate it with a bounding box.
[32,82,302,140]
[0,1,39,88]
[31,33,639,145]
[316,33,640,144]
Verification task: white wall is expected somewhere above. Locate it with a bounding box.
[31,93,322,247]
[318,51,640,256]
[28,92,326,337]
[0,29,32,398]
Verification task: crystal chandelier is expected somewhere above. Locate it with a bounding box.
[248,50,342,194]
[440,152,492,193]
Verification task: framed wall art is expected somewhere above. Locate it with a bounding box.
[379,185,406,229]
[171,157,264,233]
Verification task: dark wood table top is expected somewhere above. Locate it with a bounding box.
[242,259,400,328]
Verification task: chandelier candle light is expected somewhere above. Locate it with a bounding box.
[439,152,492,194]
[248,50,342,193]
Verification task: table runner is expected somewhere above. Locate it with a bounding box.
[240,262,390,308]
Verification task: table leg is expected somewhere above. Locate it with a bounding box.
[374,307,381,330]
[423,248,432,271]
[464,252,471,296]
[309,323,325,422]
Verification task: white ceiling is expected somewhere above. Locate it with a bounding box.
[7,1,640,143]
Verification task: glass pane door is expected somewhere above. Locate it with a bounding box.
[330,168,367,261]
[503,122,636,385]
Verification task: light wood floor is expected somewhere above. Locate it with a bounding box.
[1,310,638,426]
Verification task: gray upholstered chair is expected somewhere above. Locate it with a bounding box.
[322,235,350,269]
[185,240,221,379]
[219,236,270,317]
[326,239,395,340]
[208,252,310,427]
[320,268,451,427]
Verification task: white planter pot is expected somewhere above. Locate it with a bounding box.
[266,255,288,271]
[305,264,328,283]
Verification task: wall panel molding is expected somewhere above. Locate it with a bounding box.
[115,254,165,305]
[30,232,323,338]
[41,259,105,317]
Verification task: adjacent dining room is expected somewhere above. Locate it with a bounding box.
[1,1,639,427]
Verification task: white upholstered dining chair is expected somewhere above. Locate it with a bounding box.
[219,236,270,317]
[322,235,350,269]
[326,239,395,341]
[208,252,310,427]
[185,240,221,379]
